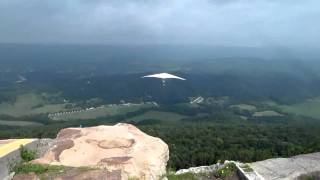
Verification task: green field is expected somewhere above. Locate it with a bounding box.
[279,97,320,119]
[0,120,43,126]
[253,110,283,117]
[0,92,158,122]
[51,104,154,121]
[230,104,257,112]
[0,93,68,117]
[127,110,187,122]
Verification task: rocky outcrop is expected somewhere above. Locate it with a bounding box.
[175,160,262,180]
[33,123,169,180]
[251,152,320,180]
[175,163,224,175]
[174,152,320,180]
[175,152,320,180]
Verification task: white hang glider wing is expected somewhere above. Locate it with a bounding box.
[142,73,186,86]
[142,73,186,80]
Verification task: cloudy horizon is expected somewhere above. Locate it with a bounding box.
[0,0,319,48]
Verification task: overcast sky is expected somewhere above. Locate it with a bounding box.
[0,0,319,47]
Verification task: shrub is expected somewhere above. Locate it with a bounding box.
[215,162,237,178]
[19,145,37,162]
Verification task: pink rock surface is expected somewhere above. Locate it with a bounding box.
[34,123,169,180]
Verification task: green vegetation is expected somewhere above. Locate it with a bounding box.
[51,104,153,121]
[13,163,66,175]
[2,103,320,171]
[0,120,43,126]
[14,146,96,177]
[165,163,237,180]
[13,145,65,176]
[302,177,316,180]
[166,172,198,180]
[241,164,254,172]
[298,171,320,180]
[13,163,99,179]
[0,93,68,117]
[126,110,187,122]
[3,44,320,178]
[215,163,237,178]
[279,97,320,119]
[253,110,283,117]
[20,145,36,162]
[230,104,257,112]
[1,71,320,172]
[140,115,320,169]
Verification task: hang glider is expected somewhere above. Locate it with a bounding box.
[142,73,186,86]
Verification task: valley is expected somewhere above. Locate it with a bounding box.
[0,45,320,173]
[0,89,319,170]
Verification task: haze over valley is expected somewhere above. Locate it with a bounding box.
[1,0,320,179]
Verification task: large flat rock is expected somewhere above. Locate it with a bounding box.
[33,123,169,180]
[251,152,320,180]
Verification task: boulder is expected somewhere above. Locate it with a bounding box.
[33,123,169,180]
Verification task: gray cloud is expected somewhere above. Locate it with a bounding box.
[0,0,319,47]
